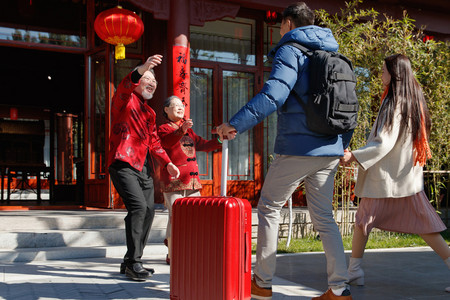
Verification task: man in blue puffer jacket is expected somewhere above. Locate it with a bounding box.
[217,2,353,300]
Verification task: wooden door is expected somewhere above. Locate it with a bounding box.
[83,50,112,208]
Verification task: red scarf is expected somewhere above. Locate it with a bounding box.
[380,87,431,167]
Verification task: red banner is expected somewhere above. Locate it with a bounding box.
[172,45,190,118]
[10,107,18,120]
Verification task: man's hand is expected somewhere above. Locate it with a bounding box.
[166,162,180,179]
[138,54,163,75]
[215,123,237,141]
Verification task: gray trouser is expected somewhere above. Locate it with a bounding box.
[163,189,201,239]
[253,155,349,289]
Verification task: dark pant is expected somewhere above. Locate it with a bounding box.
[109,159,155,265]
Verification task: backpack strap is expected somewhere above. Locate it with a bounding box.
[337,103,359,112]
[328,54,357,83]
[280,42,310,112]
[331,72,356,82]
[286,42,356,83]
[284,42,313,57]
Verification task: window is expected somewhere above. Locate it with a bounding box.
[263,21,281,173]
[263,71,277,175]
[0,0,87,48]
[222,71,254,180]
[263,22,281,67]
[191,68,214,180]
[114,59,142,90]
[89,56,106,179]
[190,17,255,65]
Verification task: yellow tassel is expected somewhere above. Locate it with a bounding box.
[115,43,125,60]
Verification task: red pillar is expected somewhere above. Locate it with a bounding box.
[169,0,191,119]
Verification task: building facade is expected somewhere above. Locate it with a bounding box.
[0,0,448,208]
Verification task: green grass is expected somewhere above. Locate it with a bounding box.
[251,230,450,254]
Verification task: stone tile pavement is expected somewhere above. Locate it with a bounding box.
[1,246,449,299]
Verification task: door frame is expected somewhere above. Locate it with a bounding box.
[191,60,264,203]
[83,46,113,208]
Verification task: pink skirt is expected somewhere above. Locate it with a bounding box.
[355,191,447,236]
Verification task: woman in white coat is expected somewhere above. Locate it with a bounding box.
[341,54,450,291]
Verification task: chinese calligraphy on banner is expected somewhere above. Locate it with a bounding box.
[172,45,190,118]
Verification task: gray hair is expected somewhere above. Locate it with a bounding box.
[162,96,181,119]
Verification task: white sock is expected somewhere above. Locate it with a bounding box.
[331,287,346,296]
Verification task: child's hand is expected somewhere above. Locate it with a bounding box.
[340,150,355,166]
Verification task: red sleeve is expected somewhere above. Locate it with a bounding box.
[111,72,139,114]
[190,129,222,152]
[158,123,185,148]
[150,123,172,167]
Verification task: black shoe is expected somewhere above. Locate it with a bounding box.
[120,262,155,275]
[125,262,152,281]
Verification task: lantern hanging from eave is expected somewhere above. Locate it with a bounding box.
[264,10,278,25]
[94,6,144,60]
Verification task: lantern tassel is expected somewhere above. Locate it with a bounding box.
[115,43,126,60]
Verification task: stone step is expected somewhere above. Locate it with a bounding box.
[0,208,262,262]
[0,209,169,252]
[0,244,167,263]
[0,227,166,249]
[0,209,161,230]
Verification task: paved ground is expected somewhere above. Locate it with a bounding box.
[0,246,449,299]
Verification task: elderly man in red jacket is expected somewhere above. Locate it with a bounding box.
[108,54,180,281]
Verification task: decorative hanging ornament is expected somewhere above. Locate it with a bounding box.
[94,6,144,60]
[264,10,279,46]
[264,10,278,25]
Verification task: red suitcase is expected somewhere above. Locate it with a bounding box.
[170,140,252,300]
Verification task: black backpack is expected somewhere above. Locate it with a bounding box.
[285,42,359,135]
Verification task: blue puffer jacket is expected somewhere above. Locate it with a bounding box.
[229,25,353,156]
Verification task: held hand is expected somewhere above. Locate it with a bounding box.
[167,162,180,179]
[216,123,237,141]
[340,150,355,166]
[181,119,193,133]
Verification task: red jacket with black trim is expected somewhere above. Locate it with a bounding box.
[108,72,171,171]
[158,121,221,192]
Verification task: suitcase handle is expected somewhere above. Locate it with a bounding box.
[220,139,228,197]
[212,126,230,197]
[245,231,251,273]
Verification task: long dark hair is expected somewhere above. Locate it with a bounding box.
[375,54,431,144]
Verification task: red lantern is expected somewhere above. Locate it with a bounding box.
[423,35,434,43]
[94,6,144,60]
[265,10,278,25]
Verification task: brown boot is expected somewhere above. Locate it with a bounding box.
[312,288,352,300]
[251,277,272,300]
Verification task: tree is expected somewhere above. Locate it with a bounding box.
[315,0,449,210]
[316,0,450,171]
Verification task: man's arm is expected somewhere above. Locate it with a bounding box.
[216,123,237,141]
[217,45,305,139]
